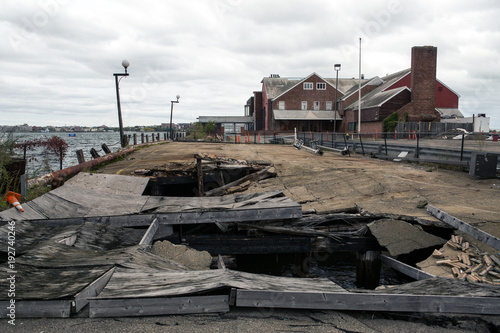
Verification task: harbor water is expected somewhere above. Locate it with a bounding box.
[6,132,138,177]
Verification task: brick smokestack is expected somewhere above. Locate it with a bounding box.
[410,46,437,117]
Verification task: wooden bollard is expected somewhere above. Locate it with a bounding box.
[152,134,155,142]
[90,148,100,159]
[101,144,111,154]
[141,133,144,144]
[156,133,160,141]
[164,133,167,141]
[76,149,85,164]
[133,133,137,145]
[146,135,149,143]
[356,250,381,289]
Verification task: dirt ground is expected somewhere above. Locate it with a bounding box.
[99,142,500,245]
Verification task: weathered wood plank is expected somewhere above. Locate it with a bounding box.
[381,255,435,280]
[139,218,159,246]
[0,300,71,318]
[89,295,229,318]
[97,268,343,299]
[427,205,500,251]
[236,290,500,315]
[74,267,116,313]
[66,172,149,195]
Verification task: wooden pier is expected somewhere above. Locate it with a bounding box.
[1,172,500,318]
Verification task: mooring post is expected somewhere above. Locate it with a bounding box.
[197,157,204,196]
[90,148,100,159]
[133,133,137,145]
[141,133,144,144]
[356,250,381,289]
[59,147,63,170]
[146,135,149,143]
[76,149,85,164]
[102,144,111,155]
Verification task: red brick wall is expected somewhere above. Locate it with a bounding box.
[410,46,437,113]
[273,74,342,111]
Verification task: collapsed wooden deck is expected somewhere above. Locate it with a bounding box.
[1,173,499,318]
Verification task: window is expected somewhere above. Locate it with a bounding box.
[326,101,332,111]
[301,101,307,110]
[303,82,313,90]
[317,82,326,90]
[314,101,320,110]
[278,101,285,110]
[348,122,356,131]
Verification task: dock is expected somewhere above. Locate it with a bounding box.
[1,142,500,319]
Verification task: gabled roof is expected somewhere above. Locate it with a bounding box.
[339,77,383,101]
[262,73,364,101]
[344,69,411,110]
[347,87,410,110]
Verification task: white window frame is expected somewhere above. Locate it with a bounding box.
[326,101,332,111]
[314,101,320,111]
[301,101,307,110]
[303,82,313,90]
[278,101,285,110]
[316,82,326,90]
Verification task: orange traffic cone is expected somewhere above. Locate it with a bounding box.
[2,191,24,212]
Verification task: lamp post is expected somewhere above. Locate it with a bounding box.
[114,60,130,148]
[169,95,180,140]
[334,63,341,134]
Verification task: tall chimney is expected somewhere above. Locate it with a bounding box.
[410,46,437,114]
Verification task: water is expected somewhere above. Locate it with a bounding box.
[5,132,137,177]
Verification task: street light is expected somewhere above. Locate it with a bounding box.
[334,64,341,134]
[114,60,130,148]
[169,95,180,140]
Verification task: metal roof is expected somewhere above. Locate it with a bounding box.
[436,108,464,118]
[273,110,340,120]
[198,116,254,123]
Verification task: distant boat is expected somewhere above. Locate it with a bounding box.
[68,133,77,137]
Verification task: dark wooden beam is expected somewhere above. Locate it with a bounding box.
[428,205,500,251]
[236,290,500,315]
[89,295,229,318]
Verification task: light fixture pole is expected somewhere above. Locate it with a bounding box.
[334,63,341,134]
[114,60,130,148]
[169,95,180,140]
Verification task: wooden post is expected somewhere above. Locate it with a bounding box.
[101,144,111,154]
[76,149,85,164]
[133,133,137,145]
[141,133,144,144]
[90,148,100,159]
[197,157,204,196]
[146,135,149,143]
[356,250,381,289]
[151,134,155,142]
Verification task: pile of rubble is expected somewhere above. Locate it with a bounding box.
[431,235,500,284]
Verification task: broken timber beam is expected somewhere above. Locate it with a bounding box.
[427,205,500,251]
[381,255,435,281]
[204,166,275,196]
[235,290,500,315]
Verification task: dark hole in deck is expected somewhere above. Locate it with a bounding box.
[142,168,257,197]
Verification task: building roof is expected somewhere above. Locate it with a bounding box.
[347,87,410,110]
[344,69,411,110]
[198,116,254,123]
[436,108,464,118]
[273,110,341,120]
[262,73,365,100]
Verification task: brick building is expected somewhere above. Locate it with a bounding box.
[250,46,462,133]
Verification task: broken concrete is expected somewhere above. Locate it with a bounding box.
[367,219,446,256]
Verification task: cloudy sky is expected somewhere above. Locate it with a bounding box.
[1,0,499,129]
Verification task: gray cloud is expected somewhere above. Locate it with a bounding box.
[0,0,498,129]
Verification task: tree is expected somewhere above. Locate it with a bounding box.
[204,121,216,135]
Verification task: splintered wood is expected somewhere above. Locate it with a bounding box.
[435,234,500,285]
